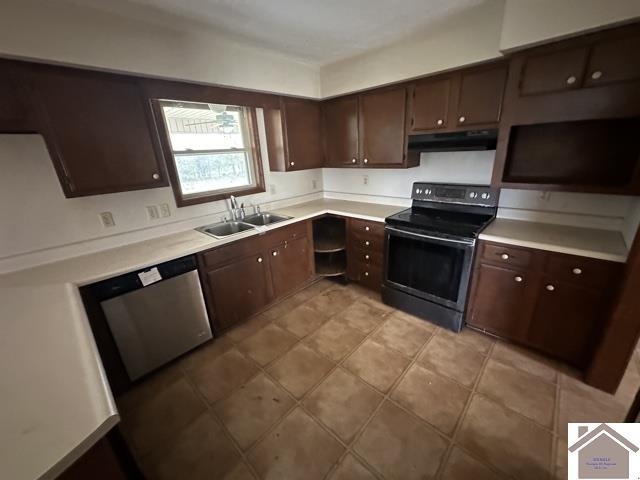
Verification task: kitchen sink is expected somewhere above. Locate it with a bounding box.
[197,221,256,238]
[242,212,291,226]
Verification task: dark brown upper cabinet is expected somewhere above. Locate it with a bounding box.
[264,97,324,172]
[518,46,589,96]
[492,22,640,195]
[0,60,37,132]
[322,95,359,167]
[409,76,453,132]
[20,64,167,197]
[408,61,506,134]
[322,86,416,168]
[455,63,507,127]
[359,86,408,167]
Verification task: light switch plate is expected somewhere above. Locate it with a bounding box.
[146,205,160,220]
[99,212,115,228]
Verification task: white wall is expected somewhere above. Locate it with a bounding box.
[319,0,505,97]
[323,151,638,232]
[0,111,323,273]
[0,0,320,98]
[500,0,640,51]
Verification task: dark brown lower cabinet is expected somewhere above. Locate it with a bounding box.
[346,218,385,292]
[467,263,537,342]
[467,241,622,369]
[198,222,313,333]
[269,236,313,298]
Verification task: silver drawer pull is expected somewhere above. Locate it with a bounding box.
[572,267,582,275]
[365,226,370,231]
[272,251,278,256]
[365,241,370,246]
[546,284,555,291]
[436,119,443,126]
[514,276,523,283]
[365,254,370,260]
[364,272,369,277]
[257,257,263,263]
[566,75,577,85]
[351,158,357,163]
[501,253,510,260]
[591,70,602,80]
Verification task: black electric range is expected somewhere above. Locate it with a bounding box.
[382,183,499,332]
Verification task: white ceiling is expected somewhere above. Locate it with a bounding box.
[64,0,485,65]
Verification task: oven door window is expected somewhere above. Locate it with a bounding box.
[387,234,466,303]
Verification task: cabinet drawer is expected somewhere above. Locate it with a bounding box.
[350,218,385,237]
[481,242,538,268]
[349,232,384,253]
[348,260,382,292]
[200,236,263,269]
[264,221,307,247]
[349,247,383,268]
[544,253,621,289]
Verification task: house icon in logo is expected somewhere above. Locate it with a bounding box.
[569,423,639,479]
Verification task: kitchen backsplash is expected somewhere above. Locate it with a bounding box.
[2,142,639,273]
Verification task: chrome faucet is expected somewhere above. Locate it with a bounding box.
[229,195,239,221]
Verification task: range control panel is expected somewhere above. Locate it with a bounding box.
[411,183,499,207]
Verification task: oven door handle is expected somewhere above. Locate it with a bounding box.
[385,226,475,246]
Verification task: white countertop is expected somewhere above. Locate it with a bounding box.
[479,218,629,263]
[0,198,403,479]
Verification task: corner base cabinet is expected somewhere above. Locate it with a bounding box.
[467,241,622,368]
[197,222,313,333]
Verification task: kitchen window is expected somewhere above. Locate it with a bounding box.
[156,99,265,206]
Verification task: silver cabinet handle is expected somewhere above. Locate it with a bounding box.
[365,226,370,231]
[572,267,582,275]
[272,251,278,256]
[458,116,466,123]
[365,241,370,246]
[363,158,369,164]
[436,119,443,126]
[364,271,369,277]
[257,257,263,263]
[501,253,509,260]
[566,75,577,85]
[546,284,555,291]
[351,158,357,164]
[514,276,523,283]
[290,161,295,166]
[365,254,370,260]
[152,173,160,180]
[591,70,602,80]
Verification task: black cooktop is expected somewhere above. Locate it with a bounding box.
[386,206,495,239]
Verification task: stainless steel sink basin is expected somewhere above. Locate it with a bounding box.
[197,221,256,238]
[243,212,291,226]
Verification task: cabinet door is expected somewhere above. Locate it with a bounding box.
[269,236,313,298]
[0,62,34,132]
[467,263,537,341]
[584,33,640,87]
[455,64,507,127]
[282,97,324,170]
[205,253,273,331]
[527,278,608,367]
[409,76,453,132]
[322,96,359,166]
[26,65,167,197]
[519,46,589,96]
[359,87,407,166]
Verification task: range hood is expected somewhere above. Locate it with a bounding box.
[408,129,498,152]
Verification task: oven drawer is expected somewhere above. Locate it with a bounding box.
[348,260,382,291]
[481,242,539,269]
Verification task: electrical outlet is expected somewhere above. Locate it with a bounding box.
[312,179,318,190]
[159,203,171,218]
[539,191,552,202]
[363,175,369,186]
[99,212,115,228]
[270,184,277,195]
[146,205,160,220]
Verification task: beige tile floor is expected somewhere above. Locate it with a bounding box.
[117,279,640,480]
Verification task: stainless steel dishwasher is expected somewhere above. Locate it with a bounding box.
[91,255,212,381]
